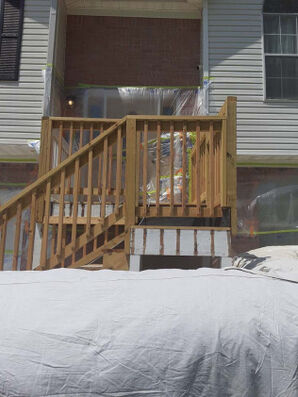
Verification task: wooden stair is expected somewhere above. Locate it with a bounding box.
[0,97,237,272]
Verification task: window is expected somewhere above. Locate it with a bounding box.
[0,0,24,81]
[263,0,298,100]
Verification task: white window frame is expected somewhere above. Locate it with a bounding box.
[263,12,298,102]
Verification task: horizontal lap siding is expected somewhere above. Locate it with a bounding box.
[208,0,298,159]
[0,0,50,147]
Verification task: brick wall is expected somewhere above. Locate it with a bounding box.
[0,163,38,185]
[65,16,201,87]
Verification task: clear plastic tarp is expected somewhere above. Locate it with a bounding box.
[237,168,298,235]
[64,86,209,118]
[145,132,196,204]
[62,85,210,204]
[230,167,298,256]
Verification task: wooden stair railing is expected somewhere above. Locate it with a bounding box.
[125,97,237,232]
[0,97,237,271]
[0,118,127,271]
[39,118,119,178]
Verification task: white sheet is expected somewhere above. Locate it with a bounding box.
[0,268,298,396]
[233,245,298,282]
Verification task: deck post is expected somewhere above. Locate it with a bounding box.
[225,97,237,235]
[129,255,141,272]
[124,118,137,255]
[37,117,51,223]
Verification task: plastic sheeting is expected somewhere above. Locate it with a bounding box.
[1,268,298,396]
[64,86,210,204]
[27,140,40,155]
[145,132,195,203]
[64,85,209,119]
[237,169,298,236]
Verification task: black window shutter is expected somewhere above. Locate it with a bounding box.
[0,0,24,81]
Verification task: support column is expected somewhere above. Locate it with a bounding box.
[129,255,141,272]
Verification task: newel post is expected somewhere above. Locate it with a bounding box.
[124,117,137,255]
[225,96,237,235]
[36,117,50,223]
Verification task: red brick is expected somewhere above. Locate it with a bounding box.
[65,16,201,87]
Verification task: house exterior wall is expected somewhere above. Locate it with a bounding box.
[0,0,51,160]
[207,0,298,163]
[65,16,201,87]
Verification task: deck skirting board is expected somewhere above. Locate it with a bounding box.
[131,227,232,257]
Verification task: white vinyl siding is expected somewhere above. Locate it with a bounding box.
[208,0,298,161]
[0,0,51,149]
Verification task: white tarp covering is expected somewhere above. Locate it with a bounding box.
[233,245,298,282]
[0,268,298,396]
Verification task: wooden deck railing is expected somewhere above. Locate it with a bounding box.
[0,97,236,271]
[39,118,119,177]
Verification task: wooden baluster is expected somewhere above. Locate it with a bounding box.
[217,136,219,200]
[79,122,83,149]
[27,192,37,270]
[48,119,53,171]
[90,124,99,253]
[89,122,94,220]
[66,122,74,194]
[69,121,74,156]
[50,225,57,268]
[97,123,104,195]
[182,124,187,215]
[86,149,93,237]
[58,121,63,165]
[203,141,206,200]
[135,131,141,204]
[215,137,217,200]
[156,122,161,216]
[108,144,113,195]
[78,122,84,214]
[196,123,201,216]
[101,138,108,219]
[90,123,94,141]
[12,202,22,271]
[61,226,67,268]
[170,122,175,215]
[217,135,220,201]
[208,122,215,216]
[56,170,66,259]
[115,126,123,216]
[40,180,51,268]
[0,213,7,271]
[71,157,80,265]
[143,121,148,217]
[221,118,227,207]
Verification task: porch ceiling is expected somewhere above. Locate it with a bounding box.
[65,0,202,19]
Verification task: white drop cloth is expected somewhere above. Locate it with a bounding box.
[0,268,297,396]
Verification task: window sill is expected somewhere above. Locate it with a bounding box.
[264,99,298,104]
